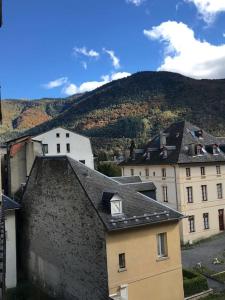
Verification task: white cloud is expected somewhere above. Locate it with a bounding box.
[62,72,131,96]
[144,20,225,79]
[62,83,78,96]
[185,0,225,23]
[43,77,68,89]
[74,46,100,58]
[126,0,145,6]
[103,48,120,69]
[81,61,88,70]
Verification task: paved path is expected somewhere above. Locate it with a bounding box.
[182,232,225,291]
[182,232,225,273]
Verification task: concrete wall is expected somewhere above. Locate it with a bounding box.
[21,157,108,300]
[106,222,184,300]
[5,210,17,289]
[8,141,43,197]
[33,128,94,169]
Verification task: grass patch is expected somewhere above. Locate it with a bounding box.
[212,271,225,283]
[183,269,208,297]
[204,293,225,300]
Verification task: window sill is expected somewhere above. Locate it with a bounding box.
[118,268,127,273]
[217,174,222,177]
[156,256,169,262]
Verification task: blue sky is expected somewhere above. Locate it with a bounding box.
[0,0,225,99]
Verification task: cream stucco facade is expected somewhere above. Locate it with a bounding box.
[106,222,184,300]
[122,163,225,243]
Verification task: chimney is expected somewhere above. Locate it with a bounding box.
[160,132,167,148]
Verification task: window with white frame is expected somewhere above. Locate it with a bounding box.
[162,186,168,202]
[188,216,195,233]
[200,166,205,176]
[186,167,191,178]
[217,183,223,199]
[216,165,221,175]
[162,168,166,178]
[201,185,208,201]
[203,213,209,230]
[187,186,193,203]
[119,253,126,269]
[145,168,149,177]
[157,233,168,258]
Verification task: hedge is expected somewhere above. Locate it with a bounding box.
[183,269,209,297]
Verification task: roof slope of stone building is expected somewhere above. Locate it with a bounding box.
[120,120,225,166]
[67,157,182,231]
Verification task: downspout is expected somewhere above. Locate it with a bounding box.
[173,165,179,211]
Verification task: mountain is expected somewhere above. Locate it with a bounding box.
[2,71,225,153]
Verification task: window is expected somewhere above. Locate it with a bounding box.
[203,213,209,230]
[196,145,202,155]
[216,166,221,175]
[201,167,205,176]
[186,168,191,178]
[187,187,193,203]
[79,160,85,164]
[157,233,168,258]
[188,216,195,233]
[201,185,208,201]
[57,144,60,153]
[56,133,60,138]
[111,199,122,216]
[217,183,223,199]
[66,133,70,138]
[162,186,168,202]
[119,253,126,269]
[43,144,48,154]
[66,143,70,153]
[145,168,149,177]
[153,171,156,177]
[162,168,166,178]
[130,169,134,176]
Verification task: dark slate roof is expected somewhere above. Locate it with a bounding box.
[67,157,182,232]
[112,176,142,184]
[2,195,20,211]
[120,121,225,166]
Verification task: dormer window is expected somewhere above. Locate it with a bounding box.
[162,147,168,159]
[111,195,123,216]
[196,145,203,156]
[213,144,220,155]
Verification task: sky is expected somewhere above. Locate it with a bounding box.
[0,0,225,99]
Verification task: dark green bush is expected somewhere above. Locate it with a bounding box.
[183,269,208,297]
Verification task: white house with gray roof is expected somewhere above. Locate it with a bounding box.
[120,121,225,244]
[32,127,94,169]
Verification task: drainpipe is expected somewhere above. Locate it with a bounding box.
[173,165,179,211]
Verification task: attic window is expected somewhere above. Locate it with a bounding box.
[195,130,203,138]
[196,145,203,156]
[111,195,123,216]
[213,144,220,155]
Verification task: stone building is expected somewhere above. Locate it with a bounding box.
[21,156,184,300]
[120,121,225,244]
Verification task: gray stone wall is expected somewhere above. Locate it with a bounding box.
[21,157,109,300]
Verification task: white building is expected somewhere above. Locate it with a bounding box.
[32,128,94,169]
[3,195,20,288]
[120,121,225,244]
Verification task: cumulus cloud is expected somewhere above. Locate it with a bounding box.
[103,48,120,69]
[74,46,99,58]
[185,0,225,23]
[42,77,68,89]
[126,0,145,6]
[144,20,225,79]
[62,72,131,96]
